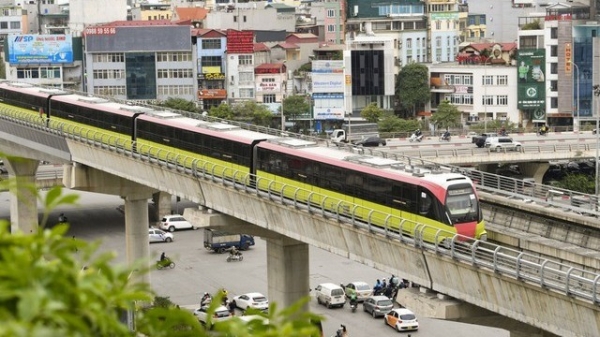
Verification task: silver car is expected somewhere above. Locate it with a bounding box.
[362,295,394,318]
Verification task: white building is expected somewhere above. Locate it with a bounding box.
[429,63,519,126]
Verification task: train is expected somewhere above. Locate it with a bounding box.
[0,82,487,243]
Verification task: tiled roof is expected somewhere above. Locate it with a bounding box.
[175,7,208,21]
[274,42,299,49]
[254,43,270,52]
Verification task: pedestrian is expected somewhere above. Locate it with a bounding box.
[228,300,236,316]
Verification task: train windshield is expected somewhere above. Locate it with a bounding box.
[446,186,479,224]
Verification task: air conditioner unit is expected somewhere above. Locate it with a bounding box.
[395,58,401,66]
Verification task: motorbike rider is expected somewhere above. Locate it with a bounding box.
[349,293,358,309]
[230,246,241,257]
[442,130,451,140]
[414,129,422,138]
[539,124,548,135]
[58,213,68,223]
[335,324,348,337]
[201,292,212,306]
[373,279,382,295]
[160,252,167,262]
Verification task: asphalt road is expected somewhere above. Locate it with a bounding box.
[0,190,509,337]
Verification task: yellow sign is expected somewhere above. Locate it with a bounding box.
[345,75,351,85]
[565,43,572,73]
[202,66,221,74]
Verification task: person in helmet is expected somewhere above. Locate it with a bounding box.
[414,129,422,137]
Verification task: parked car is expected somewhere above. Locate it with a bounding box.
[149,228,173,243]
[362,295,394,318]
[384,308,419,332]
[232,292,269,312]
[193,305,232,326]
[159,214,195,232]
[484,136,522,152]
[354,136,386,147]
[343,281,372,302]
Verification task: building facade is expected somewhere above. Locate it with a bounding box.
[195,28,227,111]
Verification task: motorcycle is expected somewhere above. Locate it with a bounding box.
[156,258,175,270]
[537,129,548,136]
[58,213,68,224]
[226,252,243,262]
[439,133,451,142]
[409,133,423,143]
[350,302,357,313]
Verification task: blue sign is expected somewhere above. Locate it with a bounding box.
[8,34,73,64]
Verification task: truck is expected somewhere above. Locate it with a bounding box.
[203,228,255,253]
[330,123,379,144]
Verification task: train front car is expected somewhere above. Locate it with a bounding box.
[254,138,487,245]
[429,173,487,242]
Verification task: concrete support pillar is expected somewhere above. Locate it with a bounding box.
[518,162,550,185]
[152,191,172,223]
[6,158,39,234]
[123,193,152,286]
[266,236,310,312]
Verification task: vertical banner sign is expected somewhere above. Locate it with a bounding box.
[517,49,546,113]
[565,43,572,73]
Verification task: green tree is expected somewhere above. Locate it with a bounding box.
[430,100,461,131]
[161,97,198,113]
[377,113,420,134]
[282,95,310,125]
[360,103,383,123]
[396,63,430,117]
[554,174,595,194]
[231,101,274,126]
[1,184,324,337]
[209,103,234,120]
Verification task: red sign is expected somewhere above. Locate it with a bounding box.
[226,30,254,54]
[198,89,227,99]
[255,68,282,74]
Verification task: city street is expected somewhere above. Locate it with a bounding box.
[0,190,509,337]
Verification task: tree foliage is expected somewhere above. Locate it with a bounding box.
[554,174,595,194]
[360,103,383,123]
[378,113,421,133]
[396,63,430,115]
[469,119,517,133]
[282,96,310,121]
[231,101,274,127]
[430,100,462,130]
[209,103,235,120]
[160,98,198,113]
[0,184,324,337]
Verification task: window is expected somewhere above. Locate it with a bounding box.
[550,63,557,74]
[482,95,493,105]
[93,53,124,63]
[550,27,557,39]
[201,56,221,67]
[406,38,412,49]
[550,45,557,57]
[551,97,558,109]
[327,9,335,17]
[157,85,194,96]
[239,88,254,98]
[238,55,252,65]
[9,21,19,29]
[496,75,507,85]
[550,80,557,91]
[93,86,126,96]
[16,68,39,79]
[435,37,441,47]
[239,72,253,82]
[482,75,493,86]
[40,67,60,79]
[243,16,247,22]
[263,94,276,103]
[262,78,274,83]
[93,69,125,79]
[435,20,441,30]
[202,39,221,50]
[327,24,335,32]
[497,95,508,105]
[0,22,7,29]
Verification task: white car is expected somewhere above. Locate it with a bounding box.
[484,136,522,152]
[384,308,419,332]
[193,305,232,325]
[343,281,372,302]
[159,214,195,232]
[149,228,173,243]
[232,292,269,312]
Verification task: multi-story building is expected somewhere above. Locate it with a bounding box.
[130,1,172,21]
[425,0,461,63]
[429,62,518,126]
[225,29,255,104]
[204,2,295,33]
[195,28,227,111]
[516,2,595,130]
[84,21,195,101]
[0,6,27,43]
[254,62,287,111]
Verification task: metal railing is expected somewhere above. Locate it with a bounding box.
[2,107,600,306]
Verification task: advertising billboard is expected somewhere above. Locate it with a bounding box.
[312,74,344,93]
[517,49,546,111]
[226,30,254,54]
[8,34,73,64]
[314,107,345,120]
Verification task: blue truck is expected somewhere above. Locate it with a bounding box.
[203,228,255,253]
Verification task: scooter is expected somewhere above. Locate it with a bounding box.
[226,252,243,262]
[439,133,451,142]
[537,129,548,136]
[409,133,423,142]
[156,258,175,270]
[350,302,357,313]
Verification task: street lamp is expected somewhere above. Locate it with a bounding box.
[281,95,285,133]
[569,61,580,132]
[593,85,600,206]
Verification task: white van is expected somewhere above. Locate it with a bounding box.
[314,283,346,308]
